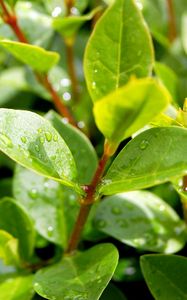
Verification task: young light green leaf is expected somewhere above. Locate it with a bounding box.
[0,198,35,261]
[34,244,119,300]
[99,127,187,195]
[94,191,186,253]
[0,40,59,72]
[140,255,187,300]
[84,0,154,101]
[0,109,82,194]
[0,275,34,300]
[93,78,170,146]
[53,7,101,38]
[0,230,19,266]
[46,110,98,184]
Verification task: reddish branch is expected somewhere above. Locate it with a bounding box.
[166,0,177,43]
[0,0,77,126]
[66,143,111,254]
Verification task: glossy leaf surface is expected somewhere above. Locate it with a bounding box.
[46,110,98,184]
[0,275,34,300]
[99,127,187,195]
[94,191,186,253]
[93,78,170,145]
[13,165,67,246]
[84,0,154,101]
[140,255,187,300]
[0,109,82,194]
[0,198,35,261]
[0,40,59,72]
[34,244,119,300]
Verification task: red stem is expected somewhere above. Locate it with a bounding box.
[166,0,177,43]
[66,150,110,254]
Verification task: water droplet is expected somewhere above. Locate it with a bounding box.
[0,133,13,148]
[60,78,71,87]
[45,132,52,142]
[62,118,69,124]
[63,92,71,101]
[125,266,136,275]
[91,82,96,89]
[117,219,128,228]
[53,134,58,142]
[52,6,62,18]
[139,140,149,150]
[39,136,45,144]
[21,136,27,143]
[28,188,38,199]
[77,121,85,129]
[159,205,165,212]
[35,145,40,152]
[111,206,122,215]
[95,219,106,228]
[47,226,54,237]
[34,282,39,287]
[94,69,98,73]
[70,7,79,15]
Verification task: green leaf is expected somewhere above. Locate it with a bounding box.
[0,198,35,261]
[154,62,178,102]
[0,275,34,300]
[13,165,67,246]
[53,7,101,38]
[99,127,187,195]
[94,191,186,253]
[46,110,98,184]
[140,254,187,300]
[33,244,119,300]
[84,0,154,101]
[0,230,19,266]
[100,283,127,300]
[0,40,59,72]
[0,109,82,194]
[93,78,170,146]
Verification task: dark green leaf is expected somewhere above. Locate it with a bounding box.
[99,127,187,195]
[0,109,82,194]
[0,275,34,300]
[0,40,59,72]
[46,110,98,184]
[100,283,127,300]
[84,0,154,101]
[0,198,35,261]
[113,257,142,282]
[93,78,170,145]
[94,191,186,253]
[34,244,119,300]
[140,254,187,300]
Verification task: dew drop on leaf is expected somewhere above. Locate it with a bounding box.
[28,188,38,199]
[139,140,149,150]
[91,82,96,89]
[111,206,122,215]
[45,132,52,142]
[95,219,107,228]
[53,134,58,142]
[0,133,13,148]
[47,226,54,237]
[21,136,27,143]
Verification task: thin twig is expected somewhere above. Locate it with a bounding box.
[166,0,177,43]
[65,143,111,254]
[0,0,77,126]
